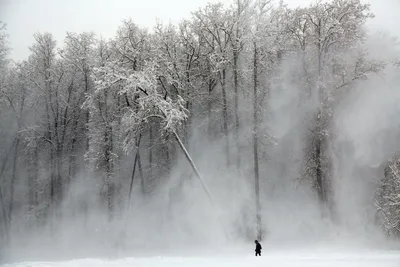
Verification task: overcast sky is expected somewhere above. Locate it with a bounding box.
[1,0,399,61]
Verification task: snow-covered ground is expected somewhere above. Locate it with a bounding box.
[3,251,400,267]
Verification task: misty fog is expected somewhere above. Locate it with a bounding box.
[1,0,400,264]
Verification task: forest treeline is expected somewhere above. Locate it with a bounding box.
[0,0,400,245]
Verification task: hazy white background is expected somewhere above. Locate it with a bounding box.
[1,0,400,265]
[1,0,398,61]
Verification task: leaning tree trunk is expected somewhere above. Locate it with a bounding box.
[128,135,142,206]
[173,131,214,205]
[173,130,232,240]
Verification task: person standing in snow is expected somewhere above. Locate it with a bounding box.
[254,240,262,256]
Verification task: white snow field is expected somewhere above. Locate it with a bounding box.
[3,251,400,267]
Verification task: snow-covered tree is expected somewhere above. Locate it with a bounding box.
[284,0,383,213]
[1,0,400,247]
[59,32,96,160]
[0,22,10,110]
[0,22,9,70]
[83,38,122,217]
[192,3,235,166]
[153,21,201,146]
[376,156,400,236]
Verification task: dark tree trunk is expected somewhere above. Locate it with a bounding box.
[207,83,213,137]
[165,135,171,176]
[149,123,154,182]
[55,143,63,205]
[0,140,14,242]
[138,152,145,195]
[68,117,79,184]
[253,42,262,241]
[105,125,114,219]
[50,147,55,205]
[28,146,39,212]
[233,50,241,168]
[8,137,20,225]
[221,69,230,167]
[185,74,191,148]
[315,134,324,203]
[128,136,142,204]
[84,72,90,152]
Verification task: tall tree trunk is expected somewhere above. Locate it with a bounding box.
[0,140,15,242]
[206,61,216,138]
[105,125,114,219]
[149,123,154,182]
[315,131,324,204]
[50,147,56,205]
[316,23,326,206]
[0,181,9,242]
[253,42,262,241]
[315,22,330,212]
[34,147,39,207]
[207,83,213,137]
[8,137,20,225]
[50,145,57,235]
[55,139,63,207]
[185,101,191,148]
[28,146,39,213]
[68,118,79,184]
[165,135,170,175]
[84,72,90,152]
[138,153,145,195]
[221,69,230,167]
[315,111,330,216]
[185,71,191,148]
[233,50,241,168]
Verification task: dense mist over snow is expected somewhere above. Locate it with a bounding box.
[4,252,400,267]
[332,65,400,230]
[1,0,400,265]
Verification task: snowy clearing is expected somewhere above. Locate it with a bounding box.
[3,251,400,267]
